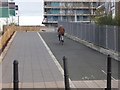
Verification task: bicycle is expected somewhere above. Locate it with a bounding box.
[59,34,64,45]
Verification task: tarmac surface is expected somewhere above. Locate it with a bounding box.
[40,32,119,81]
[1,31,119,89]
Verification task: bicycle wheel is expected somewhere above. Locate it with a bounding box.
[61,36,64,45]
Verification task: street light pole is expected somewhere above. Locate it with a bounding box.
[10,0,14,24]
[18,15,19,26]
[15,5,19,25]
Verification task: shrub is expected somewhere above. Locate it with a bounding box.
[94,14,120,26]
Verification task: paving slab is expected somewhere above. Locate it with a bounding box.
[1,31,65,89]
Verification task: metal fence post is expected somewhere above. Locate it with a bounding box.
[107,55,111,90]
[63,56,70,90]
[13,60,19,90]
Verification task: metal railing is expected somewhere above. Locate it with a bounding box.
[58,22,120,53]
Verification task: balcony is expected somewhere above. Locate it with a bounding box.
[42,20,58,25]
[44,13,96,16]
[44,6,96,9]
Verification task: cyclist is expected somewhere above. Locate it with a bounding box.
[57,25,65,42]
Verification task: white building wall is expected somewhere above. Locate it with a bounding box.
[105,0,116,17]
[0,18,6,32]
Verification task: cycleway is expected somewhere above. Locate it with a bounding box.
[40,32,119,80]
[40,32,119,88]
[1,31,119,89]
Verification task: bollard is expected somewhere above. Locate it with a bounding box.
[107,55,111,90]
[13,60,19,90]
[63,56,70,90]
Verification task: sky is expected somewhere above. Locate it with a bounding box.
[13,0,44,25]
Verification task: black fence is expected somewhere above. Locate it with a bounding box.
[58,22,120,53]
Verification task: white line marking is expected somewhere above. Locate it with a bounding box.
[37,32,76,88]
[101,70,116,80]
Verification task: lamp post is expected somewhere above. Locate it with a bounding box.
[10,0,14,24]
[60,1,62,21]
[16,12,19,26]
[18,15,19,26]
[15,5,19,25]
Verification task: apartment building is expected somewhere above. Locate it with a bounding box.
[42,0,101,26]
[96,0,120,17]
[115,1,120,16]
[0,0,18,31]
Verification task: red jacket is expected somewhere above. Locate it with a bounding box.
[58,27,65,34]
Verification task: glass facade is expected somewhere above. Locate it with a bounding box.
[0,1,16,18]
[0,1,9,18]
[44,1,98,24]
[0,7,9,17]
[51,2,59,7]
[51,9,60,14]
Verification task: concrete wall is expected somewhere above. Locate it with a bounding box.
[3,25,50,32]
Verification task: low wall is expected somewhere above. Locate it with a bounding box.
[0,26,15,54]
[0,25,55,55]
[16,26,41,31]
[3,25,55,32]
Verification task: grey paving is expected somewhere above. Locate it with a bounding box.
[1,31,119,89]
[40,32,120,81]
[2,31,64,88]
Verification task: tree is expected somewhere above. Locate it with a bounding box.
[94,14,120,26]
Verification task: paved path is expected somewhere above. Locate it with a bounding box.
[1,32,66,89]
[1,31,119,89]
[40,32,119,80]
[40,32,119,89]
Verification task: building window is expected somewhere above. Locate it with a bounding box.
[93,2,97,7]
[45,2,51,7]
[47,16,53,21]
[53,16,58,21]
[83,2,90,7]
[50,9,60,14]
[76,10,83,14]
[77,16,83,21]
[51,2,60,7]
[83,9,90,14]
[62,16,67,21]
[83,16,89,21]
[60,2,64,7]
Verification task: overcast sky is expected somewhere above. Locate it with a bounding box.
[12,0,44,25]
